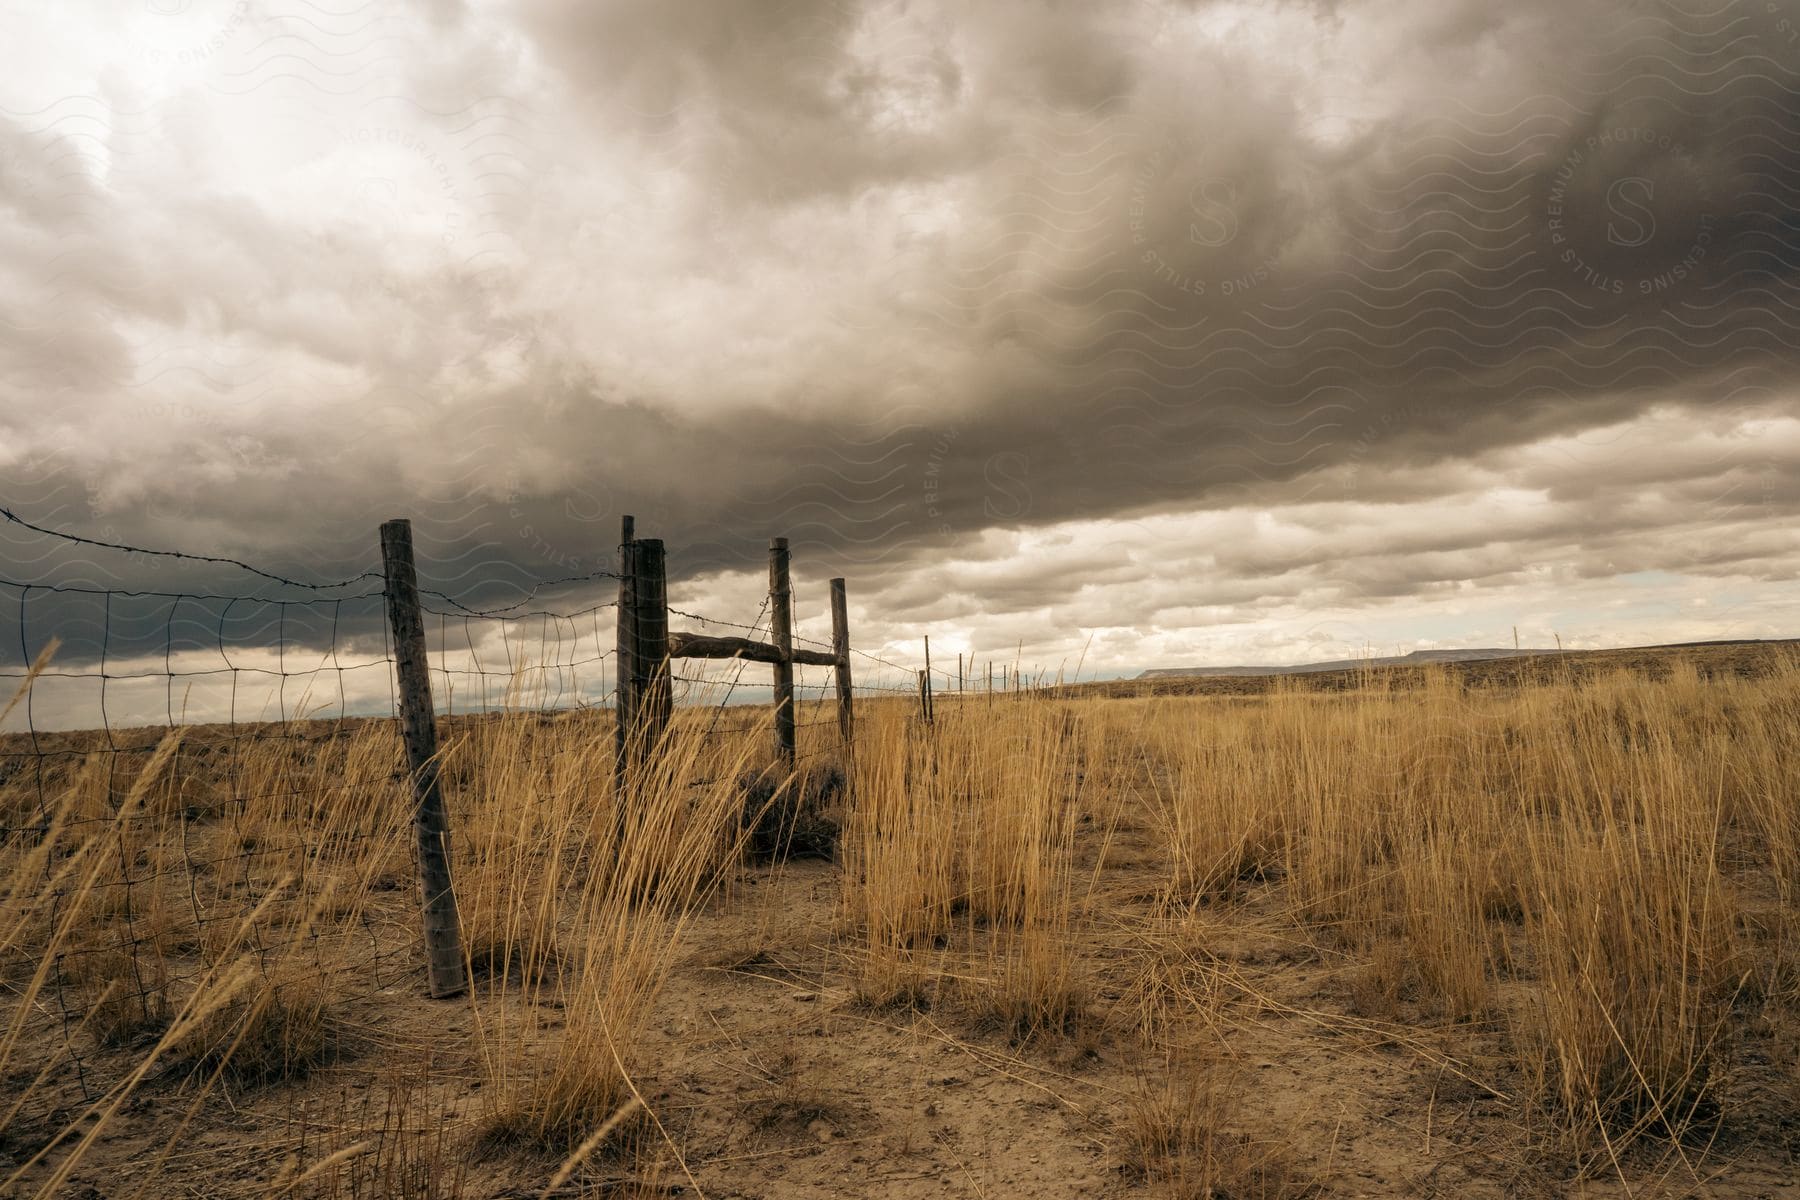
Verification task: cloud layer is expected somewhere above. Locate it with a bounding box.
[2,0,1798,723]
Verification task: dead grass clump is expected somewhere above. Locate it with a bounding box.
[1119,1068,1319,1199]
[1148,715,1287,904]
[173,970,339,1085]
[1395,830,1496,1023]
[71,949,172,1049]
[963,925,1091,1044]
[1506,684,1746,1166]
[737,762,844,862]
[1115,920,1239,1049]
[845,701,1092,1043]
[474,1064,650,1161]
[471,703,760,1166]
[960,710,1082,928]
[1344,937,1417,1023]
[1519,825,1740,1164]
[837,718,965,998]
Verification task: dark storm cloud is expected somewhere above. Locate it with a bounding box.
[1,0,1797,683]
[490,0,1800,555]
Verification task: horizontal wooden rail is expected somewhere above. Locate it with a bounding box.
[669,631,839,668]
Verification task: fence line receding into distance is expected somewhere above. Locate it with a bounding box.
[0,508,987,1045]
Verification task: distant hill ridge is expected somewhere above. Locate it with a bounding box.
[1137,648,1543,680]
[1135,640,1783,680]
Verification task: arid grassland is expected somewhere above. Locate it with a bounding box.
[2,645,1797,1198]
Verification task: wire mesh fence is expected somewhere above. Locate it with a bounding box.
[0,511,937,1125]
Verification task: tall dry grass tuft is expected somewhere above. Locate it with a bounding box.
[838,698,1090,1037]
[465,697,765,1159]
[1512,671,1745,1161]
[1120,1057,1318,1199]
[836,709,963,1007]
[963,703,1088,1039]
[1146,706,1287,905]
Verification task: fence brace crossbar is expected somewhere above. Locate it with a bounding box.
[613,520,856,784]
[378,514,858,996]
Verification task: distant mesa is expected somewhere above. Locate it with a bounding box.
[1136,640,1778,680]
[1138,648,1546,680]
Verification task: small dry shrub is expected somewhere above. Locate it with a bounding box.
[174,970,338,1085]
[1345,937,1415,1023]
[738,762,844,862]
[965,928,1090,1045]
[464,924,563,989]
[475,1062,649,1160]
[847,950,937,1013]
[71,948,171,1049]
[1120,1068,1318,1199]
[738,1058,856,1146]
[1117,922,1238,1049]
[1520,821,1740,1164]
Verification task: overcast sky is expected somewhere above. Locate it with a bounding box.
[3,0,1798,726]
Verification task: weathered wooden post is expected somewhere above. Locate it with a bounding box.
[629,537,671,757]
[922,636,934,724]
[829,577,854,756]
[614,515,637,795]
[768,538,796,771]
[917,670,930,721]
[957,652,964,697]
[379,519,467,1000]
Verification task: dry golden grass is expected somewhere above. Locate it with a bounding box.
[1,645,1796,1195]
[1120,1060,1319,1199]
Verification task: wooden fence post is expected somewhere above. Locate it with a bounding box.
[957,652,963,697]
[922,636,934,724]
[768,538,796,771]
[630,537,671,757]
[379,519,467,1000]
[829,577,854,758]
[614,515,636,794]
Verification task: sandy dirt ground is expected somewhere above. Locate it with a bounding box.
[14,834,1800,1199]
